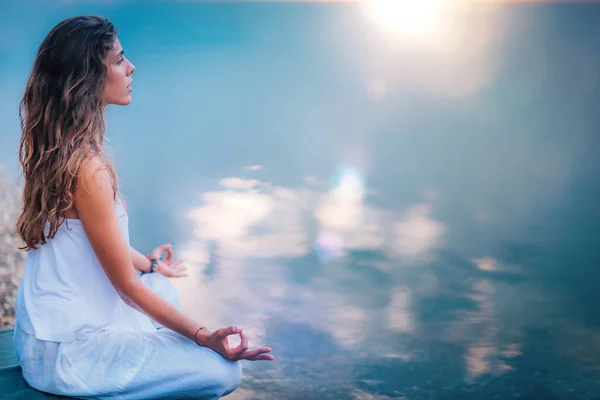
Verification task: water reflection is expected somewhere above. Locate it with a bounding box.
[164,159,600,398]
[169,169,504,397]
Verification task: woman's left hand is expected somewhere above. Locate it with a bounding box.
[149,244,188,278]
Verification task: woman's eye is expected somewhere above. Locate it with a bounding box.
[117,58,124,65]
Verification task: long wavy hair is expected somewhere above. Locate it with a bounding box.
[17,15,121,251]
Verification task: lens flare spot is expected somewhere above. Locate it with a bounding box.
[313,230,344,263]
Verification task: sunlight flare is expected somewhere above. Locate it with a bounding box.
[364,0,454,44]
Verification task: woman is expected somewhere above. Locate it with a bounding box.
[13,15,273,399]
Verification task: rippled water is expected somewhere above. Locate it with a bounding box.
[1,2,599,399]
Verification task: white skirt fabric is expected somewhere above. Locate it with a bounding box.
[12,273,242,400]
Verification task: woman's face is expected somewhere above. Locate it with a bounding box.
[103,38,135,106]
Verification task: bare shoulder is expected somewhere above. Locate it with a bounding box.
[78,155,107,185]
[74,155,114,214]
[75,155,111,196]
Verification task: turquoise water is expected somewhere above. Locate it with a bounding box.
[1,2,599,399]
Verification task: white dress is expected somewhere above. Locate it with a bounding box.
[13,201,241,399]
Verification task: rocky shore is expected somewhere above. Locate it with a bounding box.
[0,168,25,330]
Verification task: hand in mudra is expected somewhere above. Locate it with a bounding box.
[200,326,274,362]
[149,244,187,278]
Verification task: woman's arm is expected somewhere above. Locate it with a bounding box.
[74,156,210,345]
[130,246,151,273]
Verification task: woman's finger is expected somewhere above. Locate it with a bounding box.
[160,262,187,277]
[214,326,242,340]
[164,244,173,264]
[152,244,171,261]
[232,330,249,358]
[237,347,272,360]
[244,354,274,361]
[163,261,185,273]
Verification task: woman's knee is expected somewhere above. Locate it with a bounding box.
[209,360,242,397]
[141,273,183,311]
[225,361,242,395]
[140,272,171,292]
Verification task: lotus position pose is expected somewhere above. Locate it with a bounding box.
[13,15,273,400]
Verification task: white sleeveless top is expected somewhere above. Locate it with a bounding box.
[15,199,155,342]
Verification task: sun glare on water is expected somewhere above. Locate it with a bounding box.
[364,0,455,45]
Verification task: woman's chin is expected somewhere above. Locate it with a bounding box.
[117,95,132,106]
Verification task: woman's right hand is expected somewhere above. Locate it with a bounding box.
[198,326,274,361]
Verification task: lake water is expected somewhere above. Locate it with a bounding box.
[1,2,599,399]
